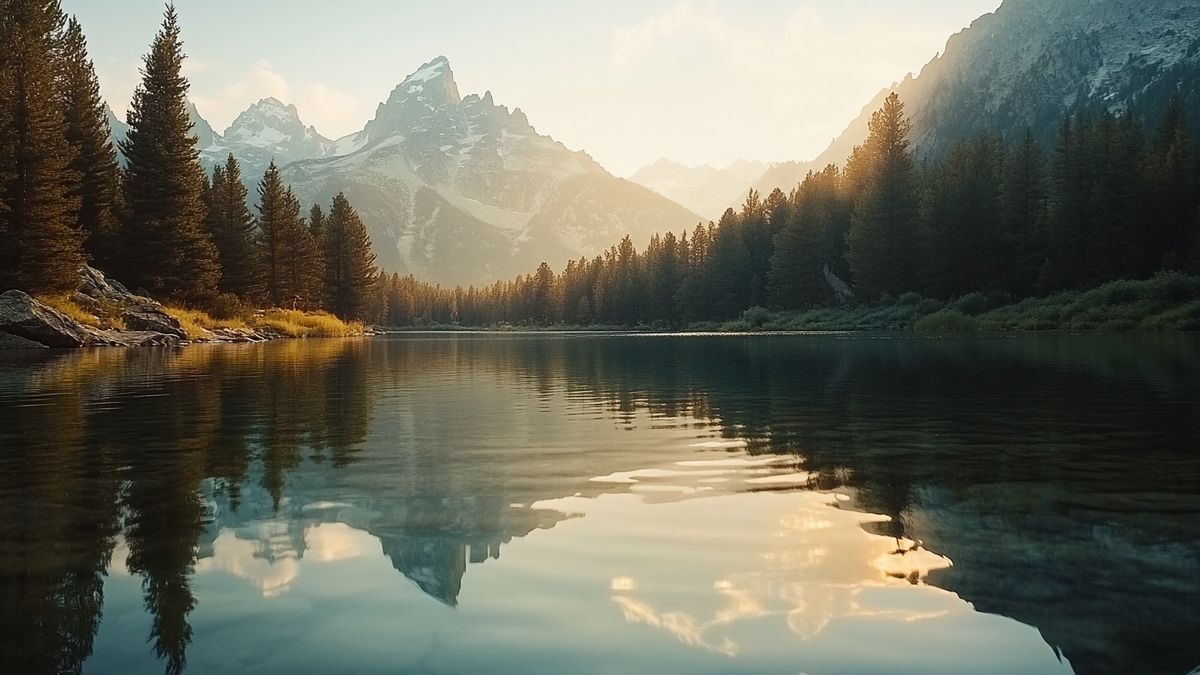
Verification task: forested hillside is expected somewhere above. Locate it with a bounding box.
[367,93,1199,328]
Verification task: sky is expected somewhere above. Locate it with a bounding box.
[66,0,1002,177]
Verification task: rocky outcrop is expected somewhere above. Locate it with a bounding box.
[2,266,349,348]
[83,328,181,348]
[0,290,91,347]
[76,265,187,339]
[1,268,189,349]
[120,307,186,339]
[0,330,48,349]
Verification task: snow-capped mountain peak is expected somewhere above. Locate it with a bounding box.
[281,56,700,285]
[220,97,321,149]
[197,98,332,180]
[396,55,460,103]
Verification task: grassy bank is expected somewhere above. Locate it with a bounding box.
[32,293,365,341]
[165,307,365,340]
[713,273,1200,333]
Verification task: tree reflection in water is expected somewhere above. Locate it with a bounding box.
[0,333,1196,674]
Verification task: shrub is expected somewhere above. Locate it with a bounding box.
[1150,271,1199,304]
[1141,301,1200,331]
[898,292,923,306]
[952,292,990,316]
[914,309,979,333]
[741,306,772,329]
[916,298,944,315]
[208,293,247,320]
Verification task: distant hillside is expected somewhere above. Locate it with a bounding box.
[630,159,766,221]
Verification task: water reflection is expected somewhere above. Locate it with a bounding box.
[0,333,1197,674]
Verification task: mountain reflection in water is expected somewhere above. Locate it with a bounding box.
[0,334,1197,675]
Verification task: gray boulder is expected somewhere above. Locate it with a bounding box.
[120,305,186,339]
[0,290,89,348]
[0,330,48,350]
[78,264,133,301]
[85,328,181,347]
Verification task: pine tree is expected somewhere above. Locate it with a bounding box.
[118,3,219,303]
[1084,112,1144,285]
[1045,117,1086,290]
[322,193,377,321]
[645,231,683,325]
[742,188,777,307]
[254,162,317,308]
[307,203,327,306]
[0,0,84,293]
[58,17,120,269]
[769,165,851,308]
[921,134,1004,298]
[999,129,1045,296]
[1144,96,1196,271]
[846,92,921,298]
[708,208,753,318]
[204,154,256,298]
[531,261,555,325]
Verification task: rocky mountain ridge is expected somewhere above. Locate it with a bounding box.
[754,0,1200,193]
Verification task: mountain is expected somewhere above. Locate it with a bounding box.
[282,57,702,285]
[107,98,333,181]
[629,159,766,221]
[185,99,221,153]
[200,97,333,180]
[104,103,129,165]
[757,0,1200,193]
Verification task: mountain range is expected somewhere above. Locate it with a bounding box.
[104,0,1200,284]
[107,58,701,285]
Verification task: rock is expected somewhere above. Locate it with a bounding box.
[0,290,90,347]
[120,304,186,339]
[75,265,188,339]
[208,327,269,343]
[69,291,102,314]
[0,330,48,350]
[85,328,181,347]
[78,265,133,302]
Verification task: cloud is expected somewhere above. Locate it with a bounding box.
[609,2,754,68]
[190,60,368,138]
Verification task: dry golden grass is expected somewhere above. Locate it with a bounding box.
[163,306,250,340]
[38,295,104,328]
[259,309,363,338]
[164,306,361,340]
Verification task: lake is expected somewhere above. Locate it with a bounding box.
[0,333,1197,675]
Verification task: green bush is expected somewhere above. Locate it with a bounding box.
[916,298,944,315]
[741,306,772,329]
[914,309,979,333]
[208,293,247,320]
[898,292,923,307]
[952,292,990,316]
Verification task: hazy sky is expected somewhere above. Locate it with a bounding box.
[67,0,1001,176]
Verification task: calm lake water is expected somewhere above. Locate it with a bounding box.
[1,333,1197,675]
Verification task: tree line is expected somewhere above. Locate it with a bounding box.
[368,92,1199,327]
[0,1,378,320]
